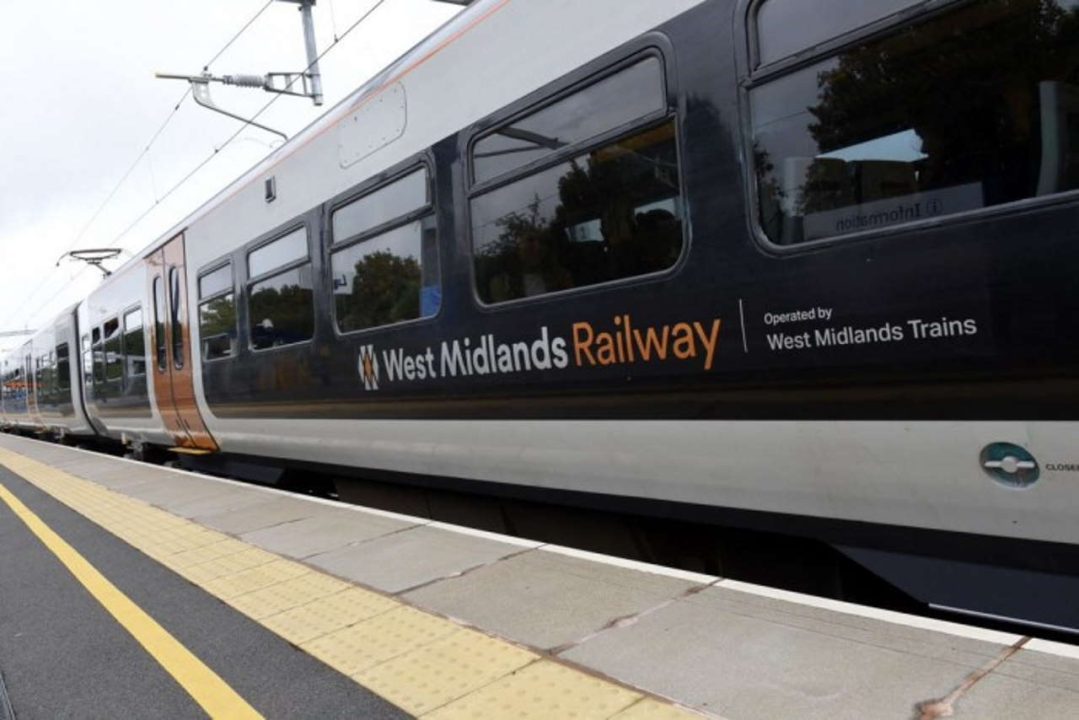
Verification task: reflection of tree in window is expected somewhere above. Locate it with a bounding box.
[812,0,1078,202]
[484,199,573,302]
[338,251,421,331]
[474,122,683,304]
[250,270,314,349]
[200,295,236,359]
[755,0,1079,243]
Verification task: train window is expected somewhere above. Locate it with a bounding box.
[81,334,92,388]
[199,264,233,298]
[198,263,236,361]
[104,318,122,382]
[56,343,70,392]
[249,266,315,349]
[169,267,184,370]
[332,169,428,242]
[34,356,45,403]
[123,308,146,378]
[754,0,922,66]
[92,326,105,385]
[472,57,667,184]
[751,0,1079,247]
[472,121,683,304]
[44,352,56,403]
[248,227,308,278]
[153,276,166,371]
[200,294,236,360]
[332,219,441,333]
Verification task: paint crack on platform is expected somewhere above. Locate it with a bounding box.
[913,636,1030,719]
[394,547,534,595]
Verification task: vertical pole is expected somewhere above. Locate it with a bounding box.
[300,1,323,106]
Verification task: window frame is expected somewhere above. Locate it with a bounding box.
[103,316,123,384]
[121,303,146,385]
[196,259,236,363]
[327,156,443,338]
[91,324,107,386]
[244,221,315,354]
[81,333,92,389]
[464,42,689,311]
[741,0,1079,254]
[152,276,167,372]
[747,0,948,75]
[56,342,70,393]
[246,224,310,285]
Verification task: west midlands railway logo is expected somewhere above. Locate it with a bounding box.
[359,345,380,391]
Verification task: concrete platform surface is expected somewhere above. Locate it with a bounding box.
[2,433,1078,720]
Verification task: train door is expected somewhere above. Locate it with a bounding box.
[147,233,219,452]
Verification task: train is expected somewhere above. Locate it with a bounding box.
[4,0,1079,633]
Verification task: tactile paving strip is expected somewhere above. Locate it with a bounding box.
[0,448,708,719]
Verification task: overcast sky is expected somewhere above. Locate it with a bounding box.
[0,0,460,354]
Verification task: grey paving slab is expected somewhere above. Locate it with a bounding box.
[37,455,120,475]
[70,465,159,491]
[74,461,174,485]
[122,476,243,508]
[241,509,417,559]
[167,486,280,519]
[562,585,1008,720]
[405,550,703,650]
[954,648,1079,719]
[308,525,523,594]
[194,495,320,535]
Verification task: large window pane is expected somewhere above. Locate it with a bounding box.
[249,227,308,278]
[168,267,184,370]
[200,294,237,360]
[752,0,1079,246]
[756,0,922,66]
[333,170,428,242]
[56,343,70,392]
[332,220,440,333]
[249,265,315,349]
[81,334,92,387]
[123,308,146,378]
[105,318,123,382]
[473,58,666,184]
[153,277,166,371]
[92,336,105,384]
[473,122,683,304]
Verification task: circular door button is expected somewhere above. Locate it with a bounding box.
[980,442,1040,489]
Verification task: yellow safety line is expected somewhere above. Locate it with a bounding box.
[0,444,707,719]
[0,481,263,720]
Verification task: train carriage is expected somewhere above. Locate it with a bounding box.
[6,0,1079,632]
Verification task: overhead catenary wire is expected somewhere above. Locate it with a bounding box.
[5,0,397,335]
[1,0,277,332]
[109,0,390,250]
[203,0,275,71]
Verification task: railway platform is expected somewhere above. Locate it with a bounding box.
[0,433,1077,720]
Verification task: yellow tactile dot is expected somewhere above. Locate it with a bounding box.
[610,698,708,719]
[229,572,352,620]
[355,628,540,716]
[203,559,310,600]
[174,548,277,585]
[260,587,400,645]
[303,606,459,677]
[166,538,250,569]
[423,660,642,720]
